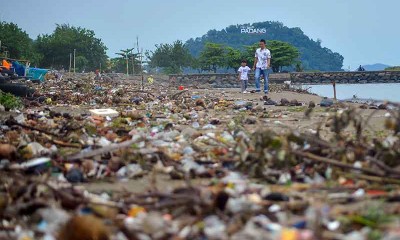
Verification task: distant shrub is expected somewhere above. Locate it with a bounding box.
[385,66,400,71]
[0,91,23,110]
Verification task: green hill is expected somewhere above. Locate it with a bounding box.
[185,21,344,71]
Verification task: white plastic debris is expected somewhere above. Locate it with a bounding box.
[89,108,119,117]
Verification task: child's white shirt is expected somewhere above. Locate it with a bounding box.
[238,66,251,80]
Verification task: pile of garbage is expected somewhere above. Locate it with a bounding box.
[0,77,400,240]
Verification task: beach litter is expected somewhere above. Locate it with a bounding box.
[0,73,399,239]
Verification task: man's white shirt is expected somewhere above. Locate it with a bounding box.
[255,48,271,69]
[238,66,251,80]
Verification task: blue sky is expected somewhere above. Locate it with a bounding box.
[1,0,398,69]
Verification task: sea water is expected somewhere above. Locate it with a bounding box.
[299,83,400,102]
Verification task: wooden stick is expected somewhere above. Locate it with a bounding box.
[10,121,59,137]
[52,139,82,148]
[64,137,144,161]
[171,90,189,100]
[294,151,387,177]
[332,80,337,101]
[366,156,400,177]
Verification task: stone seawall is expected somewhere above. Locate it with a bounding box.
[168,71,400,88]
[291,71,400,84]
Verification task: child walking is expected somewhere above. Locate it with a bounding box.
[238,60,251,93]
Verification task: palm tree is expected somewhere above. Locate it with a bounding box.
[116,48,134,76]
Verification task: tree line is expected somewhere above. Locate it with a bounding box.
[1,21,301,73]
[0,22,140,73]
[186,21,344,72]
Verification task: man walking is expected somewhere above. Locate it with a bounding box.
[253,39,271,94]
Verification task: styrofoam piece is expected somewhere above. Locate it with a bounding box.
[89,108,119,117]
